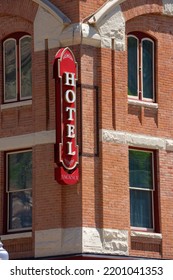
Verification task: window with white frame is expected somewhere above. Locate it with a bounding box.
[129,149,156,231]
[3,33,32,103]
[128,32,155,102]
[6,150,32,232]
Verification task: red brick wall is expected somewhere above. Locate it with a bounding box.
[0,0,173,260]
[124,14,173,139]
[51,0,106,22]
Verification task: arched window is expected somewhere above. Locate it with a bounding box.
[3,33,32,103]
[128,32,155,102]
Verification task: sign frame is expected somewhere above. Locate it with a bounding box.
[54,47,79,185]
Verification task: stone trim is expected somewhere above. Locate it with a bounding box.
[88,0,125,25]
[1,100,32,110]
[32,0,173,51]
[87,1,125,50]
[33,0,71,24]
[162,0,173,15]
[128,99,158,109]
[2,129,173,153]
[1,232,32,240]
[100,129,173,151]
[35,227,128,258]
[0,130,55,151]
[34,6,64,51]
[131,231,162,253]
[35,228,82,258]
[83,227,129,256]
[131,231,162,240]
[60,23,101,48]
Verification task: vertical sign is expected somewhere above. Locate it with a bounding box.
[54,48,79,185]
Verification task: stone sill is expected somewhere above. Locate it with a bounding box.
[1,232,32,240]
[128,99,158,109]
[131,231,162,244]
[1,100,32,110]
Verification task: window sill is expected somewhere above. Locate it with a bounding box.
[128,99,158,109]
[1,231,32,240]
[1,99,32,110]
[131,231,162,243]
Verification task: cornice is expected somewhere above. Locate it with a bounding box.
[60,23,101,47]
[100,129,173,152]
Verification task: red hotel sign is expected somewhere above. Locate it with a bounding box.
[54,48,79,185]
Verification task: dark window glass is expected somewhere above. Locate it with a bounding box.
[142,39,154,99]
[129,150,153,189]
[128,36,138,97]
[130,189,153,228]
[129,150,154,229]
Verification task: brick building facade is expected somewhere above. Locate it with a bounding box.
[0,0,173,259]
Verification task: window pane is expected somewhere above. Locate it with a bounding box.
[20,36,32,99]
[8,151,32,191]
[130,189,153,228]
[4,39,17,101]
[128,37,138,97]
[9,190,32,230]
[142,40,154,99]
[129,150,153,189]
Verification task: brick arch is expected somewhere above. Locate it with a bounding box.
[120,0,163,22]
[0,0,71,25]
[0,0,38,23]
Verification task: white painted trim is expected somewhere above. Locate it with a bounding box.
[100,129,173,151]
[0,130,55,151]
[1,232,32,240]
[1,100,32,110]
[32,0,71,24]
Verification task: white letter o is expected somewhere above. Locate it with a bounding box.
[65,90,76,103]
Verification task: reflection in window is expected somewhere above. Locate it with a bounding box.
[20,36,32,99]
[128,36,138,97]
[128,33,155,102]
[142,39,154,99]
[129,150,154,230]
[6,150,32,232]
[3,33,32,103]
[4,39,17,102]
